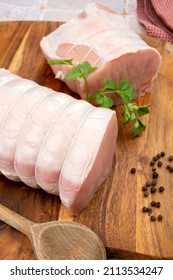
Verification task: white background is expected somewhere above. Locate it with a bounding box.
[0,0,145,34]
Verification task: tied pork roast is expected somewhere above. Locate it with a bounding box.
[0,68,118,215]
[40,2,162,104]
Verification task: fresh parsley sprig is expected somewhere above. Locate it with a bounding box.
[48,60,96,100]
[87,78,149,137]
[48,59,149,137]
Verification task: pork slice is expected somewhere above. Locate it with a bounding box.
[14,92,74,188]
[35,100,92,195]
[0,79,33,127]
[0,69,53,184]
[40,2,161,105]
[0,73,30,181]
[0,170,20,181]
[59,107,118,215]
[0,70,16,86]
[0,87,51,172]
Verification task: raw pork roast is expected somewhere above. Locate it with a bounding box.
[0,68,118,215]
[40,2,162,104]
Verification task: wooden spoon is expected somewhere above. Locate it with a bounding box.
[0,204,106,260]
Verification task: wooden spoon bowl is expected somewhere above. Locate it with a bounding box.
[0,204,106,260]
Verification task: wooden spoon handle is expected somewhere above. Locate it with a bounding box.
[0,204,34,238]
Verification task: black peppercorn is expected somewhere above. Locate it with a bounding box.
[151,201,157,206]
[152,171,159,179]
[156,202,161,208]
[167,164,170,170]
[147,207,152,215]
[150,215,156,221]
[152,167,156,171]
[153,156,158,162]
[142,206,148,212]
[157,161,162,167]
[151,180,157,186]
[146,181,151,187]
[157,153,161,159]
[158,215,163,221]
[160,152,165,157]
[159,186,164,192]
[169,156,173,161]
[142,186,148,191]
[131,167,136,174]
[151,187,157,193]
[144,191,149,197]
[169,166,173,173]
[150,161,155,166]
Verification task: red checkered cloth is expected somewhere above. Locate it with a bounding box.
[137,0,173,43]
[151,0,173,32]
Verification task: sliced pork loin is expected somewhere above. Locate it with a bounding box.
[0,68,118,215]
[40,2,162,104]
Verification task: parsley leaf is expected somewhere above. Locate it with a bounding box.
[79,61,97,75]
[48,59,74,65]
[65,65,83,80]
[133,119,146,137]
[96,94,114,108]
[137,105,150,116]
[103,79,117,91]
[65,70,83,80]
[122,104,131,124]
[119,80,136,102]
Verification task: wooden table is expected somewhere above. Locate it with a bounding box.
[0,21,173,259]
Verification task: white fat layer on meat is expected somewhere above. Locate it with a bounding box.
[40,2,161,64]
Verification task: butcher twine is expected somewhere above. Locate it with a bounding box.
[137,0,173,44]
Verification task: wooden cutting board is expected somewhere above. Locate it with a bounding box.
[0,21,173,260]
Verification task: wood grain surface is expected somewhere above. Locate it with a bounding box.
[0,21,173,260]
